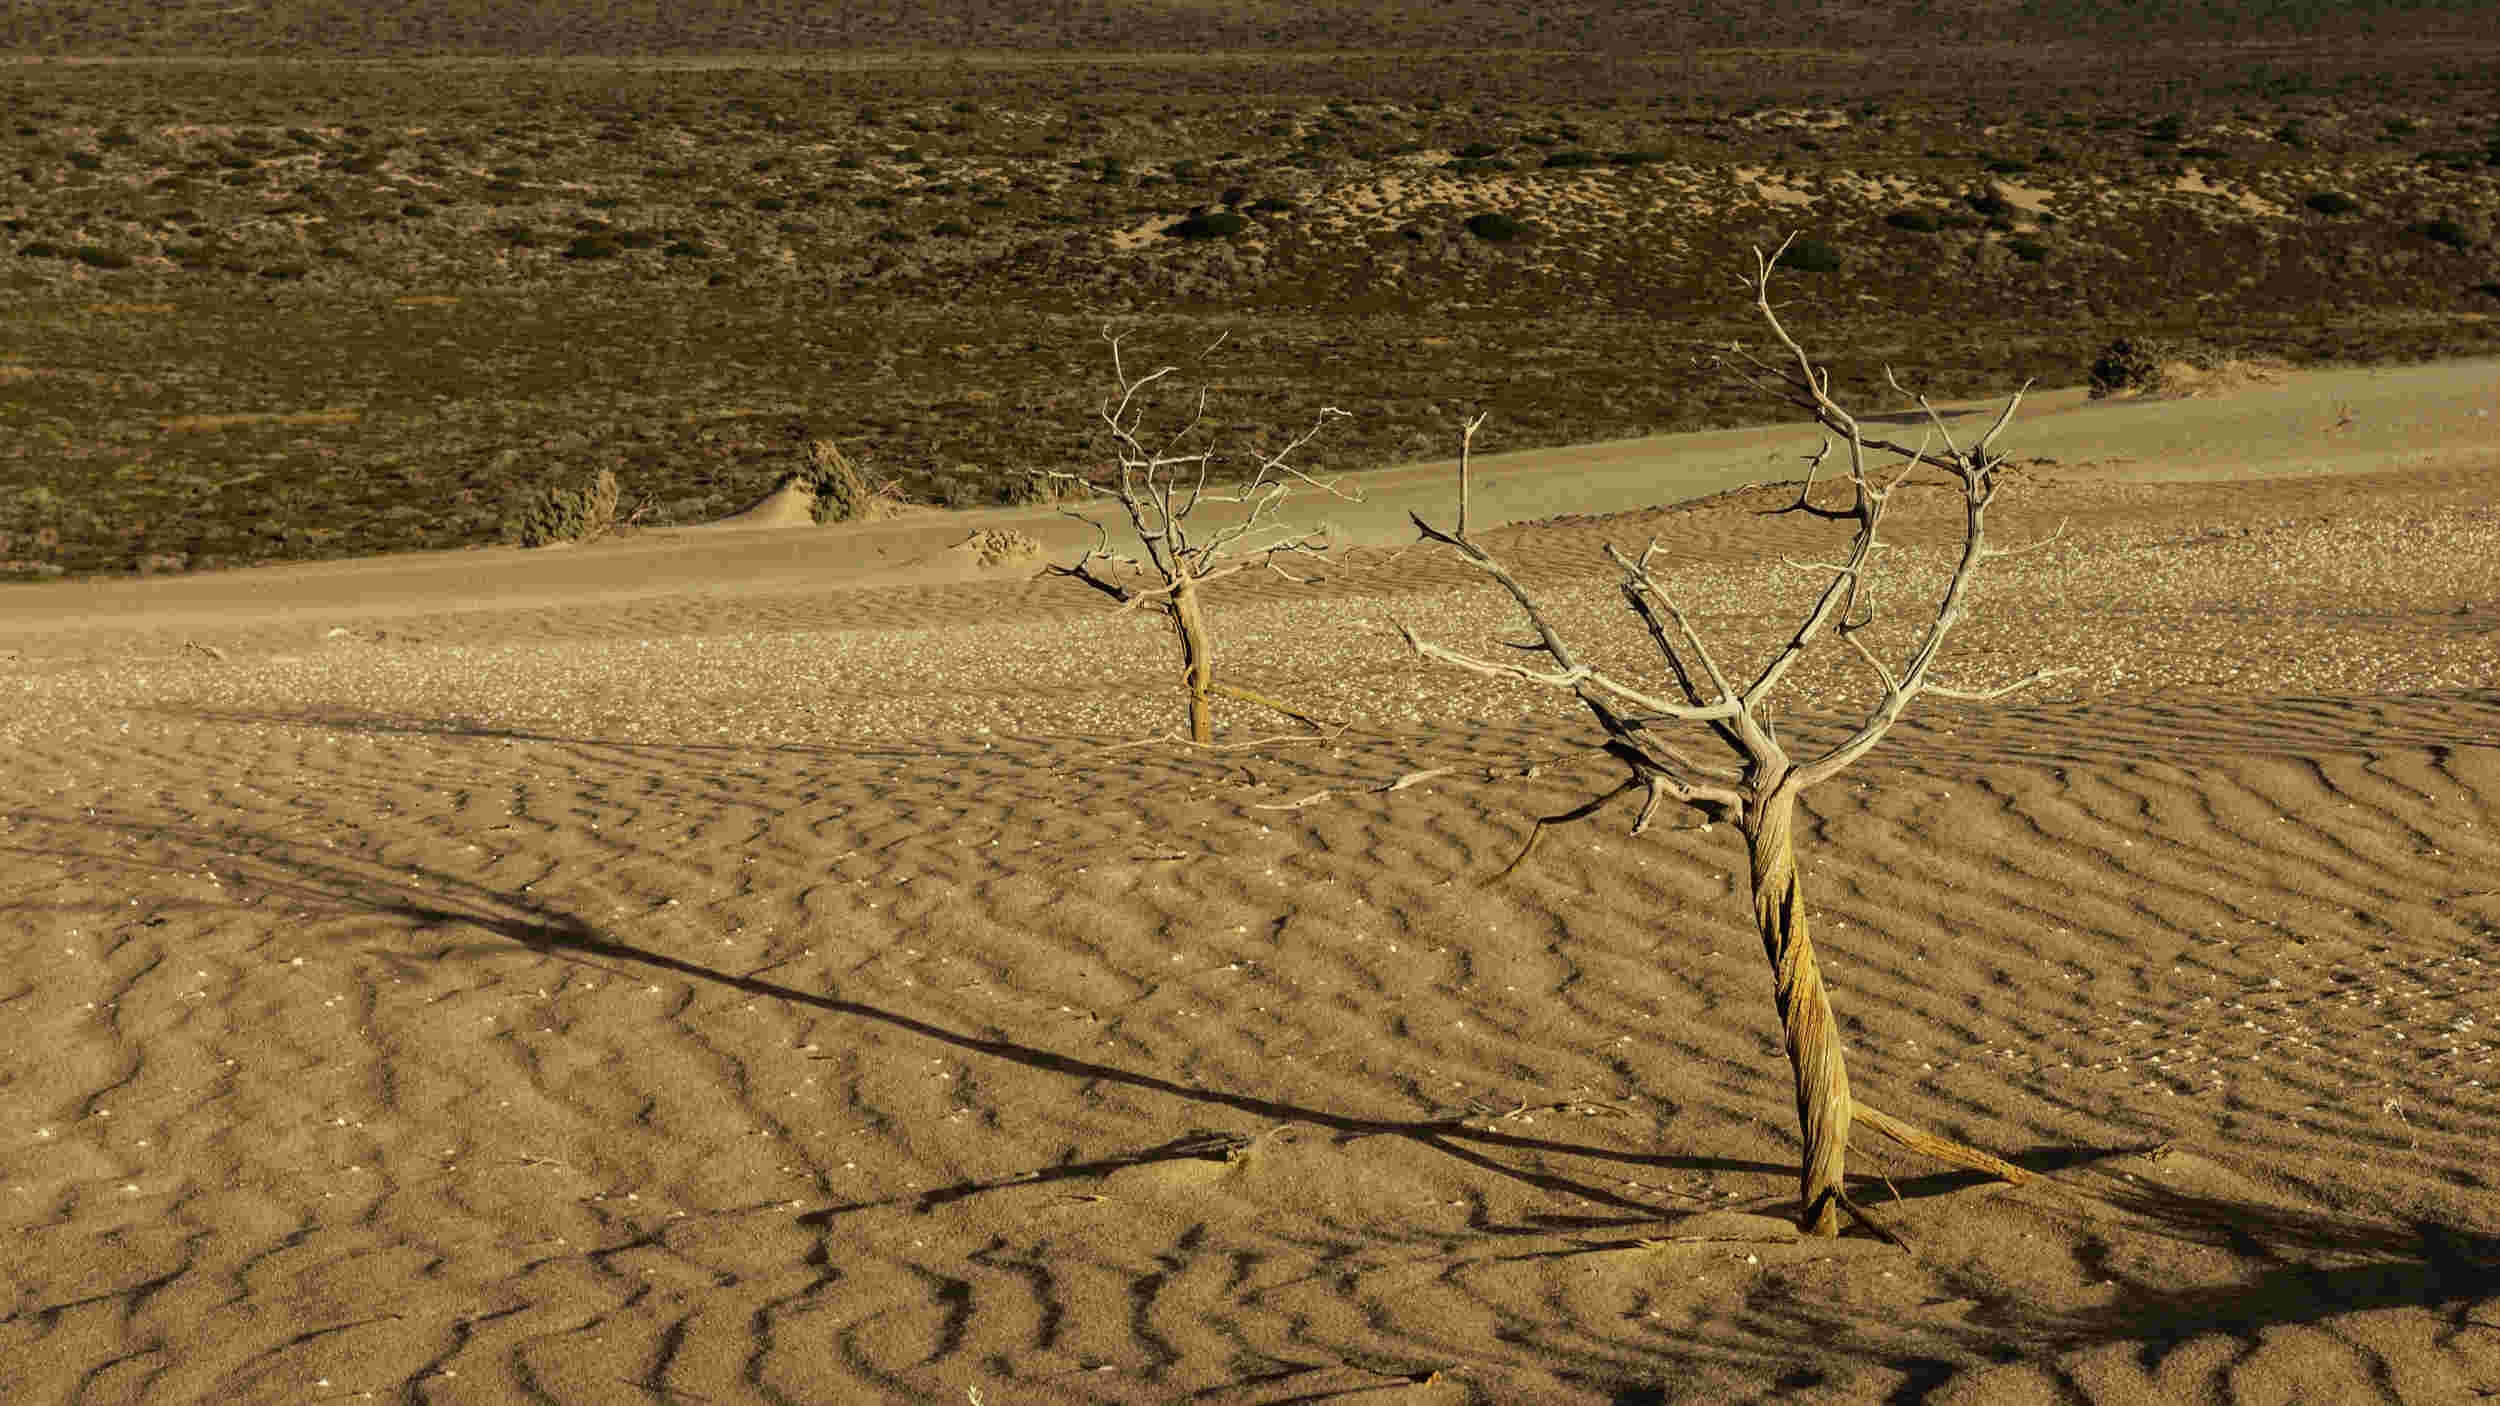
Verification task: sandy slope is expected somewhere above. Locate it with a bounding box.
[3,361,2499,1404]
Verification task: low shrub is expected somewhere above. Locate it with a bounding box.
[1167,210,1247,240]
[800,439,871,523]
[1541,149,1601,169]
[1464,211,1521,242]
[561,234,621,259]
[2411,217,2474,250]
[2086,336,2185,398]
[1966,188,2015,219]
[73,246,133,269]
[2008,236,2050,263]
[2303,191,2360,216]
[1884,209,1942,233]
[1778,237,1844,273]
[514,468,621,547]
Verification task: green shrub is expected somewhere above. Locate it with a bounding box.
[1454,141,1502,159]
[1777,237,1843,273]
[2008,236,2050,263]
[1245,195,1297,214]
[2303,191,2360,216]
[1608,149,1667,166]
[1541,149,1600,169]
[515,468,621,547]
[1464,211,1522,241]
[2412,217,2474,250]
[662,239,712,258]
[1884,209,1942,233]
[72,246,132,269]
[1167,210,1247,240]
[561,234,621,259]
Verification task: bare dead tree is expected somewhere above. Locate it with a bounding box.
[1046,330,1356,745]
[1402,239,2072,1237]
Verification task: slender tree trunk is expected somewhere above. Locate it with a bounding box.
[1169,574,1214,744]
[1743,777,1852,1236]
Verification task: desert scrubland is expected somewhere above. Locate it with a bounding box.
[6,7,2500,1403]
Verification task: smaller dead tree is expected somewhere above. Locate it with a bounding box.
[1402,238,2072,1236]
[1048,331,1354,744]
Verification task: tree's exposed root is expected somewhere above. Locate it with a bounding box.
[1852,1100,2032,1185]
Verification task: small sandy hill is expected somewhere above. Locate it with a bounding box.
[936,526,1044,570]
[704,473,818,528]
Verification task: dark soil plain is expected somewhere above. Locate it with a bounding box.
[3,1,2500,578]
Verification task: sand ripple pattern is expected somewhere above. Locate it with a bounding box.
[5,686,2499,1403]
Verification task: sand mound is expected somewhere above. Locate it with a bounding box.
[704,473,817,528]
[2157,355,2293,398]
[940,526,1045,569]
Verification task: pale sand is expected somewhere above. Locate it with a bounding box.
[2,360,2498,1403]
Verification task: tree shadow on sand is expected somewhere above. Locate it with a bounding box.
[12,804,2497,1402]
[3,807,1795,1225]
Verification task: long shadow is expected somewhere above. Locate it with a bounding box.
[0,809,1797,1221]
[2050,1182,2500,1349]
[22,809,2496,1397]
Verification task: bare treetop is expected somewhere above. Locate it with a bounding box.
[1047,329,1358,744]
[1402,239,2070,1236]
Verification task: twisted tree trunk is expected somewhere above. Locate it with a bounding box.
[1744,777,1852,1236]
[1170,573,1215,745]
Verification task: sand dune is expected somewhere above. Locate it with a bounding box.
[4,363,2499,1402]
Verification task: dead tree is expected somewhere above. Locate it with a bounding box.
[1402,239,2069,1236]
[1048,331,1354,744]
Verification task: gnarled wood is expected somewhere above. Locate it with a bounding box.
[1402,240,2075,1234]
[1048,330,1351,744]
[1745,779,1851,1236]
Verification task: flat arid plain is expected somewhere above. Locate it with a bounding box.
[3,352,2498,1403]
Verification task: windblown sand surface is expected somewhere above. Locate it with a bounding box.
[4,363,2499,1403]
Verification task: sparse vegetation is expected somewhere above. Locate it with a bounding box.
[5,31,2500,577]
[513,466,621,547]
[798,439,872,523]
[1463,211,1521,241]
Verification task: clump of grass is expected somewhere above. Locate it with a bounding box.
[1777,236,1844,273]
[800,438,874,523]
[514,467,621,546]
